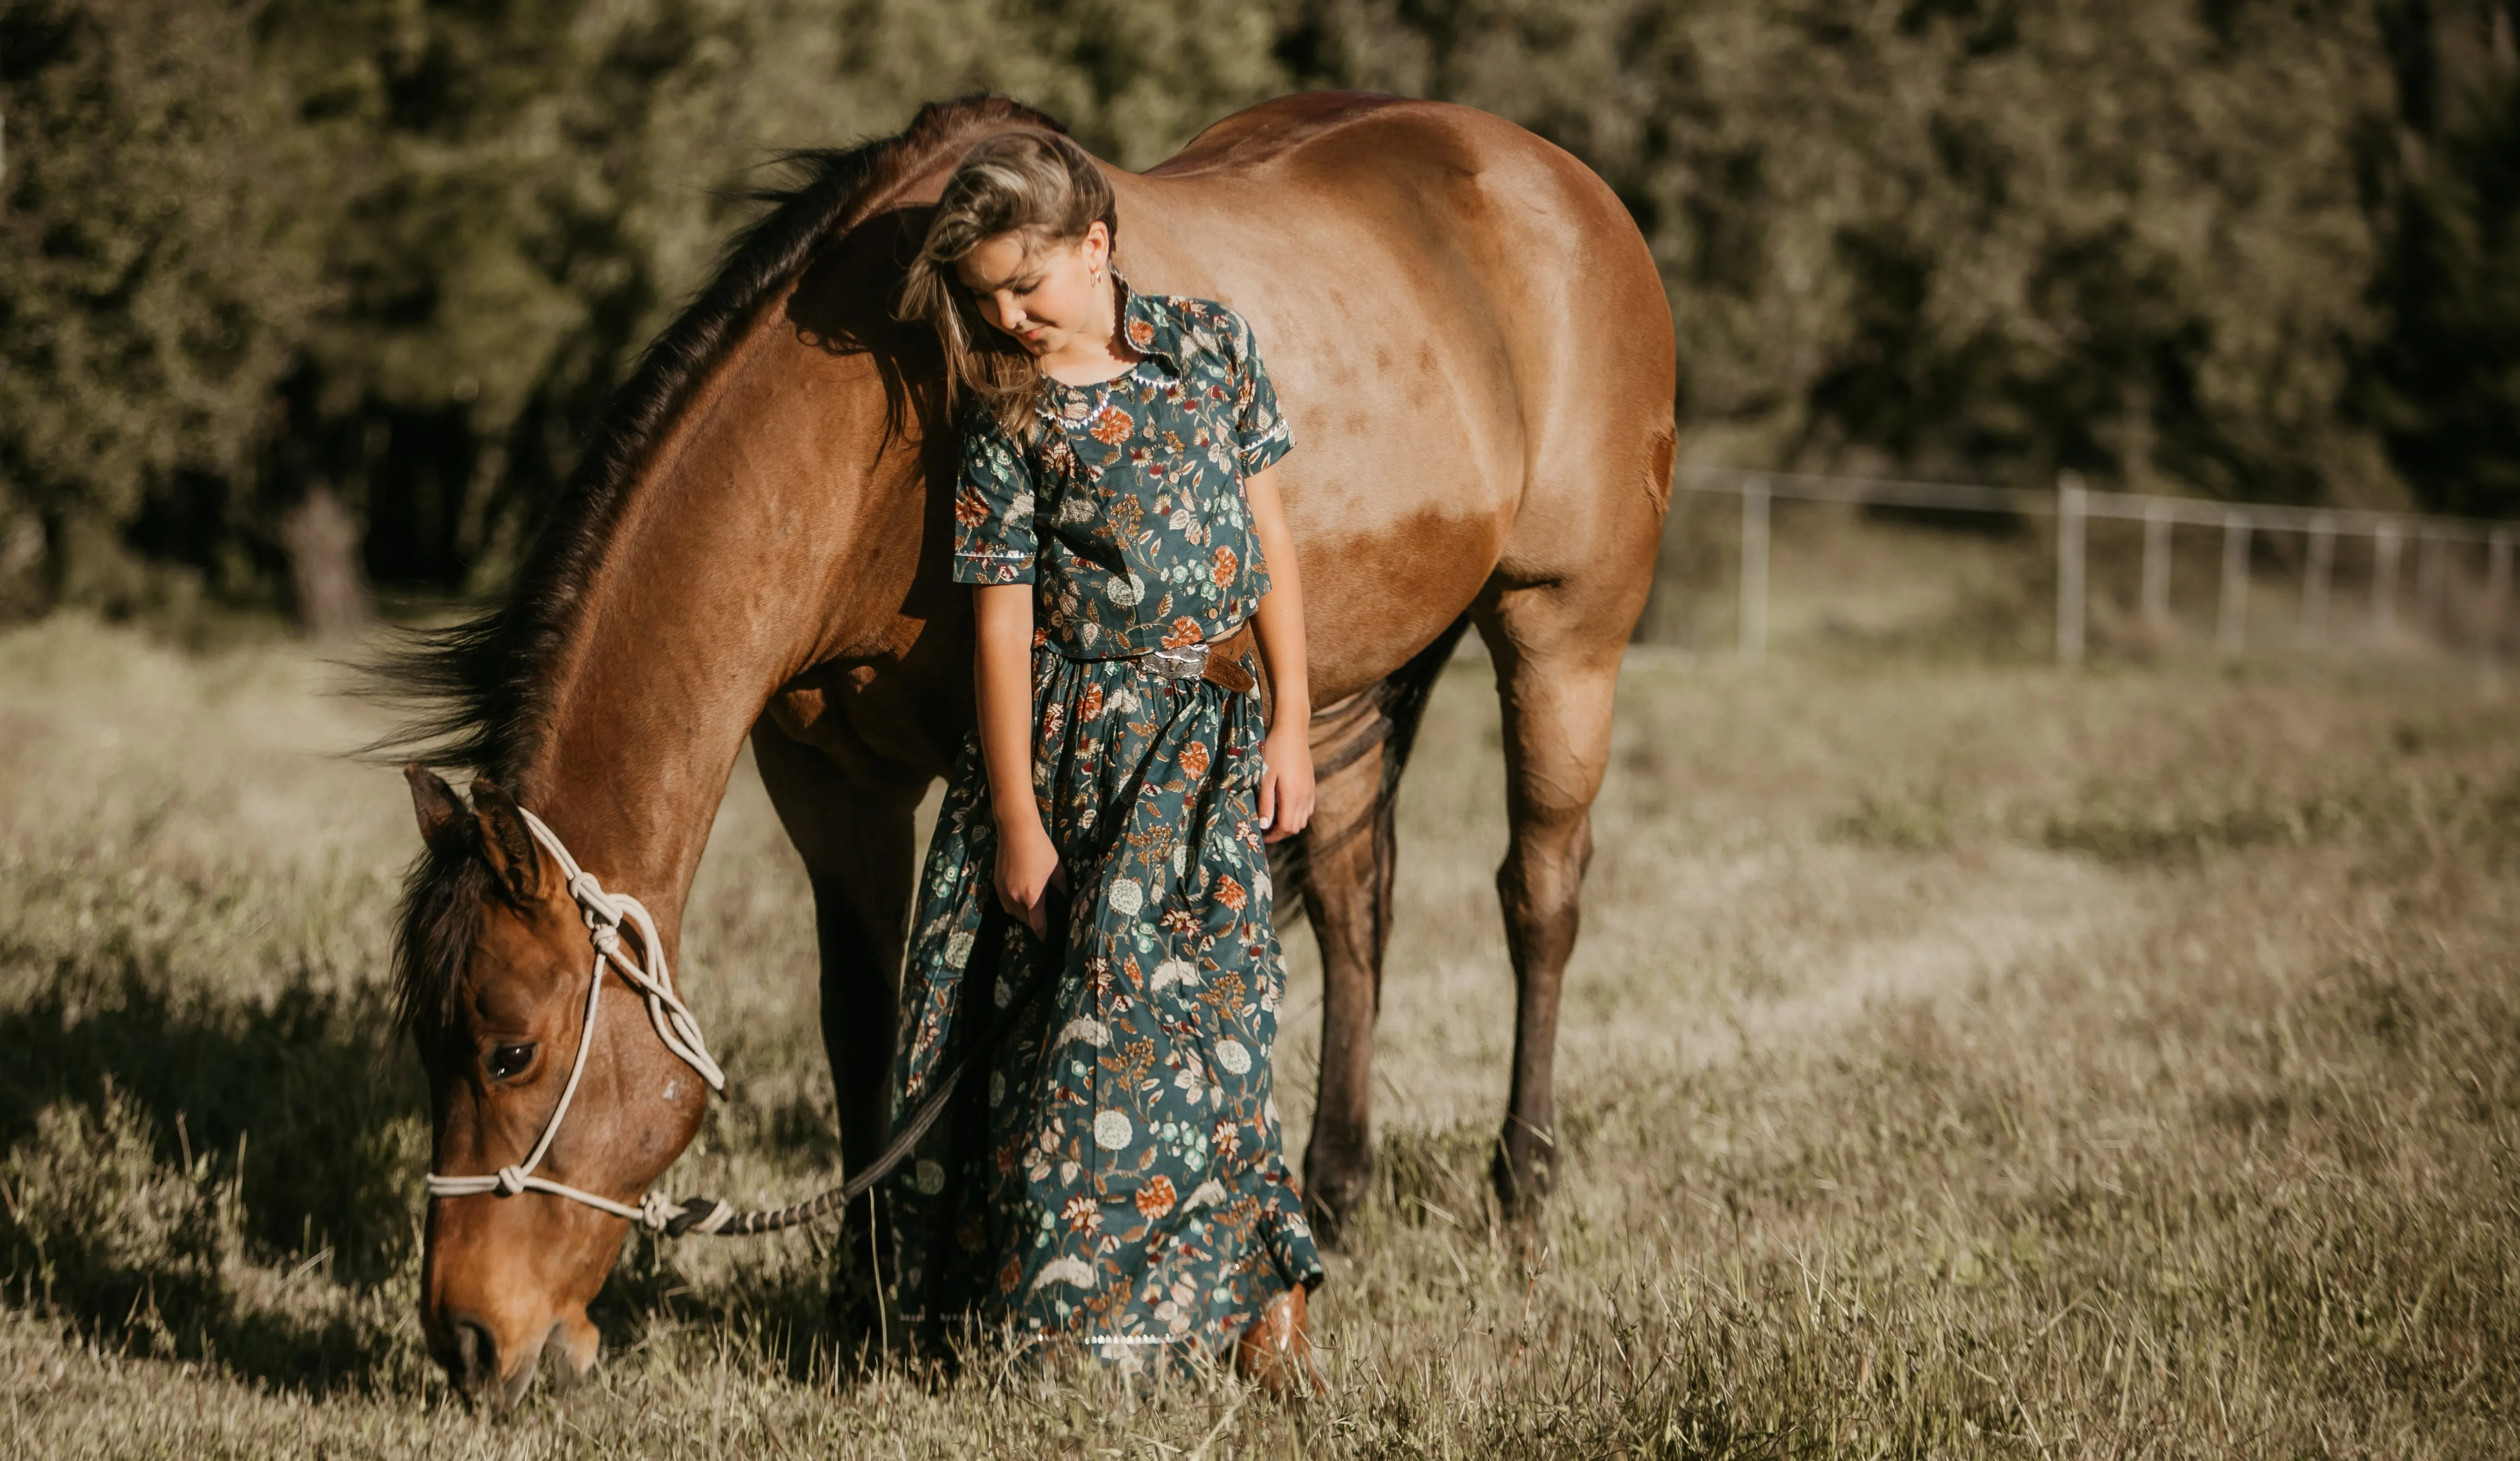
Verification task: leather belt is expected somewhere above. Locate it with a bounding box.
[1140,618,1262,698]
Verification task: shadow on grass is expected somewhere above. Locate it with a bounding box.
[593,1220,882,1385]
[0,958,427,1391]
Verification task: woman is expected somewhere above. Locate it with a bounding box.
[882,130,1325,1389]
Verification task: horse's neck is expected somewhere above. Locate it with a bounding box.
[513,348,925,937]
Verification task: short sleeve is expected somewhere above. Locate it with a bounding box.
[1225,312,1294,476]
[952,417,1037,586]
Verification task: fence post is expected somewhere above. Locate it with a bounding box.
[2416,532,2447,638]
[2489,529,2513,656]
[2302,517,2335,643]
[2373,523,2401,640]
[1740,477,1769,659]
[2141,503,2173,632]
[2217,511,2250,654]
[2057,472,2087,664]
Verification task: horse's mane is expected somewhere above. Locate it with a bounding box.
[377,96,1065,1037]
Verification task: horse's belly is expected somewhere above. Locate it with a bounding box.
[1296,500,1502,703]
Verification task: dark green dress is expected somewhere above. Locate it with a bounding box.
[881,288,1323,1374]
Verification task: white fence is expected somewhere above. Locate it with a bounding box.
[1681,467,2519,663]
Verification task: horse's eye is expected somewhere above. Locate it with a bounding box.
[486,1043,537,1081]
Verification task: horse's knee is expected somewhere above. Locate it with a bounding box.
[1495,817,1589,966]
[1498,804,1591,880]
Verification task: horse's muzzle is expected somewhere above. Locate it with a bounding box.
[437,1308,584,1410]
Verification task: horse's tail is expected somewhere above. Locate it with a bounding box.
[1268,612,1475,928]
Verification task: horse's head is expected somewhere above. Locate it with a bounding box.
[399,765,710,1408]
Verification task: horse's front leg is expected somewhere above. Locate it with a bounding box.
[749,719,924,1216]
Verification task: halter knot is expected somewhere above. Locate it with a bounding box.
[494,1165,529,1196]
[590,924,622,957]
[568,870,613,915]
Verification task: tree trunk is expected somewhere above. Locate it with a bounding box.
[0,508,47,620]
[280,485,371,639]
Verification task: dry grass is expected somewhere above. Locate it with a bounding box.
[3,564,2517,1454]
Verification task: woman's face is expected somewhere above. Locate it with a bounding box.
[954,221,1111,361]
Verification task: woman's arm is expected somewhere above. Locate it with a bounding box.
[975,583,1061,934]
[1243,464,1313,843]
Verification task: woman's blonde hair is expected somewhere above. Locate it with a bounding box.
[896,131,1118,438]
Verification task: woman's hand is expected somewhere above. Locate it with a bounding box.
[974,582,1061,934]
[995,814,1064,936]
[1260,721,1314,843]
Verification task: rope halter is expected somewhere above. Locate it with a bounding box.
[423,808,740,1236]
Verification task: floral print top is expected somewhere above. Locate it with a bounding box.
[951,287,1295,658]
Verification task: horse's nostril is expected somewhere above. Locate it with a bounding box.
[444,1312,498,1391]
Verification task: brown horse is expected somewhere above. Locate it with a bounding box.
[388,92,1673,1404]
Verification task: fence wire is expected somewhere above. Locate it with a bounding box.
[1679,467,2517,661]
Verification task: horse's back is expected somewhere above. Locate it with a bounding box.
[1122,96,1673,694]
[1152,92,1602,212]
[1145,93,1641,276]
[1144,92,1413,177]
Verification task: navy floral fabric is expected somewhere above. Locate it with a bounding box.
[952,287,1294,659]
[882,290,1319,1374]
[880,651,1324,1373]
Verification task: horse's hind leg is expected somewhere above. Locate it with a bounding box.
[1475,589,1629,1220]
[1292,621,1467,1244]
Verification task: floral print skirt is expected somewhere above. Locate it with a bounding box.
[879,642,1323,1374]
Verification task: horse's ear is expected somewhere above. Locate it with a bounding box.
[466,779,552,907]
[405,764,470,859]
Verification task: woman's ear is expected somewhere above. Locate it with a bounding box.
[1083,220,1110,276]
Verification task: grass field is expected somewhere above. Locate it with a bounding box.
[4,544,2518,1455]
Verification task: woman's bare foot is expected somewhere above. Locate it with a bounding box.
[1232,1283,1323,1397]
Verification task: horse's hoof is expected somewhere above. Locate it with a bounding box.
[1233,1283,1324,1399]
[1302,1156,1373,1248]
[1302,1187,1356,1249]
[1489,1144,1555,1226]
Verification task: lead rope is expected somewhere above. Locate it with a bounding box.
[424,805,1049,1238]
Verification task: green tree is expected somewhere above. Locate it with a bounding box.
[15,0,2520,632]
[0,0,321,614]
[2360,1,2520,517]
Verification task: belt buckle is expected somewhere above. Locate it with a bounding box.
[1143,641,1211,680]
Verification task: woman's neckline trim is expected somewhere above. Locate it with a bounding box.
[1037,273,1140,392]
[1042,360,1150,394]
